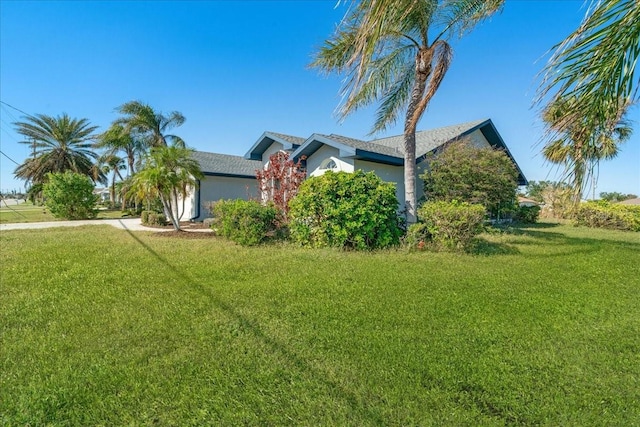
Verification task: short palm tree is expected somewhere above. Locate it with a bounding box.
[13,113,99,185]
[542,97,633,204]
[312,0,503,223]
[116,101,186,148]
[129,146,203,230]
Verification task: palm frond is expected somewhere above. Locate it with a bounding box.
[539,0,639,129]
[341,44,415,121]
[435,0,504,41]
[372,63,416,134]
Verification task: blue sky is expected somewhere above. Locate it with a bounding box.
[1,0,638,197]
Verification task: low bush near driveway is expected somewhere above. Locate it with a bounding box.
[210,199,278,246]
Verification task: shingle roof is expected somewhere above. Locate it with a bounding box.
[323,134,403,157]
[370,119,488,157]
[192,151,262,177]
[618,197,640,205]
[266,132,306,146]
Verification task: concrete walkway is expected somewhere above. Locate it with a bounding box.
[0,217,173,232]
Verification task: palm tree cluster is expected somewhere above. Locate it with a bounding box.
[13,101,201,230]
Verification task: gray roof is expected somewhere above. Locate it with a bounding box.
[370,119,488,157]
[618,197,640,205]
[323,134,403,158]
[192,151,262,177]
[244,131,306,160]
[266,132,306,146]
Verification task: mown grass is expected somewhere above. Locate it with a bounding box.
[0,202,131,223]
[1,223,639,425]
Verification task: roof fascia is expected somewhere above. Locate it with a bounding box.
[244,131,299,161]
[291,134,356,162]
[355,150,404,166]
[203,171,257,179]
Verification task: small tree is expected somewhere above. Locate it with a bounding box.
[256,151,306,219]
[540,182,573,219]
[525,180,554,203]
[421,139,518,218]
[43,171,98,219]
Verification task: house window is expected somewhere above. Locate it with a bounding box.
[320,158,338,170]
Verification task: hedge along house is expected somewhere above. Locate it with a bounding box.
[185,119,527,221]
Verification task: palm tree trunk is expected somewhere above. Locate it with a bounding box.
[161,195,180,230]
[403,50,430,224]
[110,172,116,208]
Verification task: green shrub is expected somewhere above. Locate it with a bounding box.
[418,200,486,251]
[211,199,278,246]
[574,201,640,232]
[141,210,167,227]
[289,171,402,250]
[42,171,98,220]
[404,222,431,250]
[514,205,541,224]
[421,139,519,218]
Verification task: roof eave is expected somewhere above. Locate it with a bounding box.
[244,131,301,160]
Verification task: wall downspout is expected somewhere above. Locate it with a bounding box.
[190,179,201,222]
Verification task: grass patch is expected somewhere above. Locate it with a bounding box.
[1,223,639,425]
[0,202,131,223]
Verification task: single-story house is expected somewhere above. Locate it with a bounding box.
[93,187,111,203]
[184,119,527,221]
[517,196,541,207]
[618,197,640,205]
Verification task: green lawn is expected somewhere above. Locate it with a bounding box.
[0,202,131,223]
[1,224,638,425]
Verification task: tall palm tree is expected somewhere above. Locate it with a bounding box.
[542,97,633,205]
[96,123,145,177]
[312,0,503,223]
[128,146,203,230]
[115,101,186,148]
[539,0,638,146]
[13,113,99,185]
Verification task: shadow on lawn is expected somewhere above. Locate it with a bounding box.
[472,222,640,257]
[122,228,385,424]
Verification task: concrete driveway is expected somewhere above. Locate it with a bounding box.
[0,217,169,232]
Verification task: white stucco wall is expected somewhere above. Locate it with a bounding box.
[186,175,259,221]
[261,142,285,164]
[307,145,354,177]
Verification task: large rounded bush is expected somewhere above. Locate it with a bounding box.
[289,171,402,250]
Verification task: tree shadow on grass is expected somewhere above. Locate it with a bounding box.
[470,222,639,257]
[121,228,385,425]
[468,239,520,256]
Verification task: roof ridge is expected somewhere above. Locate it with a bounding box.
[369,119,488,143]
